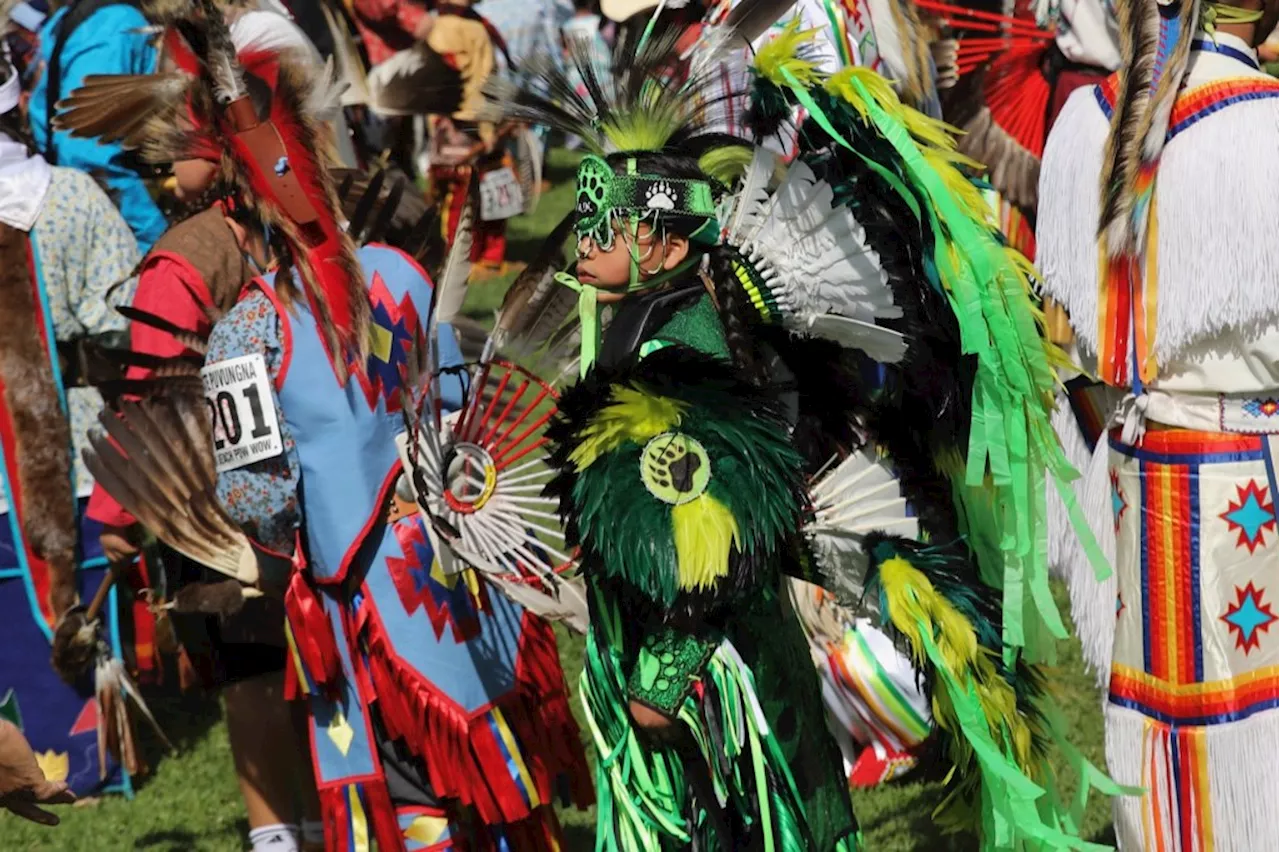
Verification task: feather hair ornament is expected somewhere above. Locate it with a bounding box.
[484,211,579,364]
[55,2,368,378]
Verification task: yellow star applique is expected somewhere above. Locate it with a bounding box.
[35,750,69,783]
[327,708,354,756]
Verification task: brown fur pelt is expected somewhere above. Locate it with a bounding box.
[896,0,939,112]
[958,106,1041,210]
[0,223,78,620]
[51,607,98,682]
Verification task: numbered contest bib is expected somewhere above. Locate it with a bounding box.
[479,166,524,222]
[202,354,285,472]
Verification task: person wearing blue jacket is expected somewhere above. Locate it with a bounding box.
[28,0,167,252]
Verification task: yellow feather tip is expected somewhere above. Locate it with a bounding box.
[753,19,825,88]
[673,494,739,591]
[570,385,685,471]
[877,555,1038,773]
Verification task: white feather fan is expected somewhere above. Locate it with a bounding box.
[723,153,907,363]
[803,448,918,603]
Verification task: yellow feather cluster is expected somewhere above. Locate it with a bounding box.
[752,19,824,88]
[697,146,754,187]
[590,75,703,153]
[877,557,1035,773]
[672,495,740,591]
[570,385,685,471]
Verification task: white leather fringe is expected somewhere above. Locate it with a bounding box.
[1106,703,1279,851]
[1037,86,1279,365]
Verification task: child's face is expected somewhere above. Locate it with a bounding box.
[575,220,689,302]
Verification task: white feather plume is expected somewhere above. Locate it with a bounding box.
[433,202,473,324]
[723,159,904,361]
[804,449,918,602]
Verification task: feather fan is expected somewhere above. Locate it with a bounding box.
[116,306,209,355]
[803,449,918,605]
[432,201,474,325]
[83,399,262,588]
[364,43,466,117]
[722,157,906,362]
[318,0,370,107]
[514,126,544,215]
[485,211,578,361]
[395,358,586,628]
[53,72,212,163]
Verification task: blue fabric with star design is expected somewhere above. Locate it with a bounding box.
[207,244,464,564]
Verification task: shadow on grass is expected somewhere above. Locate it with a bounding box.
[135,816,248,852]
[128,659,225,795]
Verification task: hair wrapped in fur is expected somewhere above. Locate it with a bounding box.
[0,223,78,621]
[1098,0,1200,253]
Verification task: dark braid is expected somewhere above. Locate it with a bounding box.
[0,110,36,154]
[703,246,770,386]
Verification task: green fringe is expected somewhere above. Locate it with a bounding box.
[581,591,826,852]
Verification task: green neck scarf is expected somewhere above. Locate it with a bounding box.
[1202,2,1264,36]
[555,256,701,377]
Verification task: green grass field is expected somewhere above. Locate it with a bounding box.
[0,150,1116,850]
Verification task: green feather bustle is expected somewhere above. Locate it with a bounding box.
[549,348,807,612]
[745,49,1125,850]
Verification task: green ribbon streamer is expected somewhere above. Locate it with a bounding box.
[1053,477,1112,581]
[556,257,701,377]
[554,272,602,379]
[839,74,1072,660]
[776,67,923,223]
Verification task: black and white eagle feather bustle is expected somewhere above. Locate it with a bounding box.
[721,151,906,363]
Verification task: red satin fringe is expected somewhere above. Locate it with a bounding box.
[284,570,342,699]
[126,556,161,684]
[362,610,593,826]
[468,805,568,852]
[319,779,404,852]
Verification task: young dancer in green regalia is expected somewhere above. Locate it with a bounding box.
[480,14,1127,851]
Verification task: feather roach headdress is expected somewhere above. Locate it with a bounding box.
[55,0,367,375]
[482,6,910,373]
